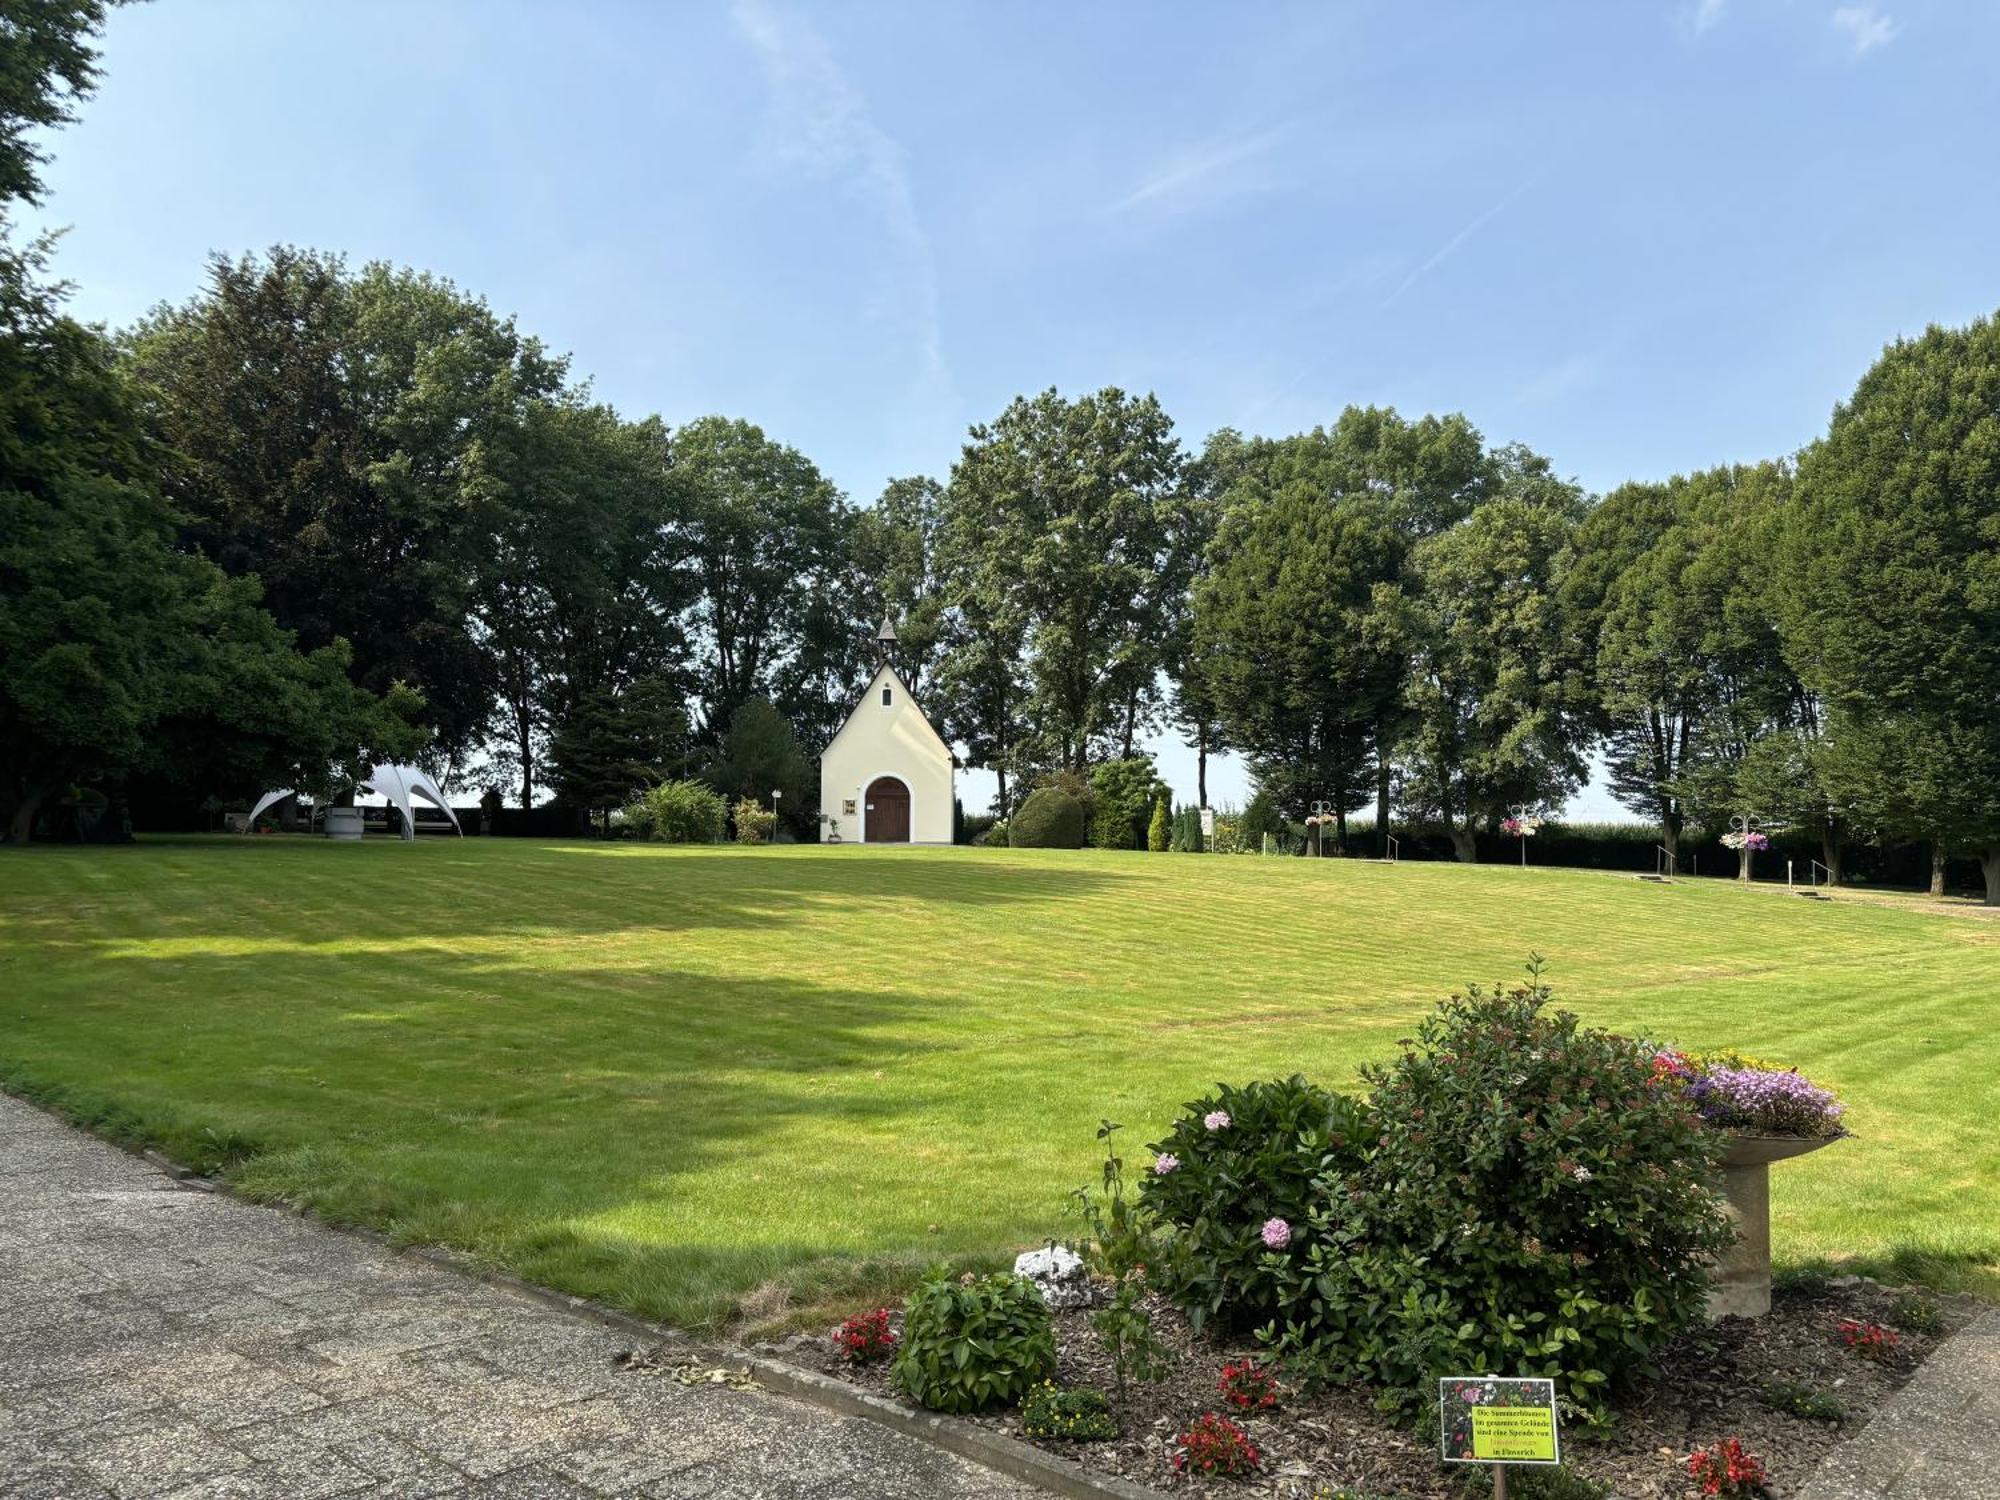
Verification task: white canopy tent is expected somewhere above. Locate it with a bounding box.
[248,763,461,841]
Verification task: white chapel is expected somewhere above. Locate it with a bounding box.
[818,618,955,845]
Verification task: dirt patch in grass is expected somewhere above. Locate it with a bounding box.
[774,1278,1973,1498]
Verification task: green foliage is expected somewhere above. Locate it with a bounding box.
[1772,1260,1836,1297]
[1780,312,2000,903]
[1247,965,1732,1420]
[0,0,113,208]
[547,677,687,829]
[732,797,776,844]
[893,1269,1056,1414]
[1455,1466,1612,1500]
[1141,1077,1367,1333]
[1169,804,1205,852]
[620,779,726,843]
[1071,1120,1153,1279]
[1090,756,1162,850]
[1889,1291,1944,1335]
[703,699,809,827]
[1147,794,1171,852]
[1089,1274,1171,1395]
[941,387,1189,774]
[1020,1381,1117,1442]
[1761,1378,1845,1422]
[1009,786,1088,848]
[1400,472,1590,861]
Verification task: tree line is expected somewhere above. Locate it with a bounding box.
[4,6,1996,901]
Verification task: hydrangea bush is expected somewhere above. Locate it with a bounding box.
[1135,966,1734,1423]
[1138,1075,1371,1332]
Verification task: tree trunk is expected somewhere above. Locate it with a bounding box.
[1822,826,1844,887]
[1374,727,1392,857]
[996,767,1010,820]
[1196,726,1209,810]
[1929,842,1947,897]
[1982,846,1999,908]
[1448,823,1478,863]
[8,792,42,844]
[1335,805,1348,853]
[1661,808,1680,863]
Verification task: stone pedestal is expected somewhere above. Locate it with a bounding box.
[1708,1133,1838,1319]
[324,806,365,841]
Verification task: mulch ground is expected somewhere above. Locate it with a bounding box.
[776,1277,1974,1498]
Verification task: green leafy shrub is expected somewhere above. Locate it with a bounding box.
[893,1269,1056,1413]
[1889,1291,1943,1335]
[1090,1274,1170,1394]
[1772,1260,1836,1297]
[1021,1382,1116,1441]
[1762,1378,1844,1421]
[1209,810,1249,854]
[732,797,775,844]
[1147,794,1171,852]
[960,810,998,845]
[1089,757,1162,849]
[1455,1466,1612,1500]
[1141,1076,1370,1333]
[977,817,1008,846]
[620,779,727,843]
[1260,966,1733,1419]
[1010,787,1088,848]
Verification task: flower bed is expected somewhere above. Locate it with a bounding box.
[782,1275,1967,1499]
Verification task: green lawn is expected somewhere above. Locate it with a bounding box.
[2,837,1994,1327]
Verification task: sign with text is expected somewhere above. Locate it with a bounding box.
[1438,1378,1560,1465]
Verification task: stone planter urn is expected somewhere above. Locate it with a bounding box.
[323,806,365,841]
[1707,1133,1840,1319]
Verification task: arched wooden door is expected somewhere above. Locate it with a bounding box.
[864,776,911,843]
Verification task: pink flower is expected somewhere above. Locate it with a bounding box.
[1153,1154,1180,1175]
[1260,1217,1291,1249]
[1203,1110,1231,1132]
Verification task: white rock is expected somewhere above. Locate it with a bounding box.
[1012,1245,1092,1308]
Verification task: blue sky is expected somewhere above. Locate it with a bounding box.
[26,1,1997,817]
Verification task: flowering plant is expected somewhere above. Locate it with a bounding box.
[1840,1319,1900,1362]
[1682,1065,1846,1138]
[1173,1413,1261,1477]
[832,1307,897,1364]
[1500,815,1542,837]
[1260,1217,1291,1249]
[1745,831,1770,851]
[1687,1437,1767,1497]
[1021,1381,1116,1442]
[1218,1359,1280,1412]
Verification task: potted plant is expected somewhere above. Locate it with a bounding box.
[1654,1050,1847,1317]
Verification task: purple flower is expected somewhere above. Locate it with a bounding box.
[1153,1153,1180,1175]
[1203,1110,1231,1132]
[1260,1217,1291,1249]
[1687,1066,1845,1137]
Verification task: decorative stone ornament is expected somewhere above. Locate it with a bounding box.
[1012,1244,1092,1309]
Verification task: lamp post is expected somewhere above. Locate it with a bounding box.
[771,788,782,842]
[1727,813,1764,884]
[1309,799,1332,858]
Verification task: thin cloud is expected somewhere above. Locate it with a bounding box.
[1690,0,1729,36]
[1111,125,1294,214]
[1383,172,1544,305]
[731,0,956,415]
[1830,3,1900,55]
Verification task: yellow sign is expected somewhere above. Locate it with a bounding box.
[1438,1377,1562,1466]
[1470,1406,1559,1462]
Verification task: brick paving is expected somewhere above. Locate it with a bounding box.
[0,1092,1036,1499]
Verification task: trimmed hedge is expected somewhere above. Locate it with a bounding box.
[1010,787,1088,848]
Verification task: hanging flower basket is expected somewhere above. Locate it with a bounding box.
[1500,816,1543,837]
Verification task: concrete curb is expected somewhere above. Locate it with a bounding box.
[7,1089,1166,1500]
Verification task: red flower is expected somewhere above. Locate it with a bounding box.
[832,1307,897,1364]
[1172,1414,1260,1477]
[1839,1319,1899,1362]
[1687,1438,1766,1497]
[1217,1359,1280,1412]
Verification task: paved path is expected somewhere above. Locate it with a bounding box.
[1800,1306,2000,1500]
[0,1093,1036,1499]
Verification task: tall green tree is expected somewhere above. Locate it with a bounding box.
[1778,312,2000,902]
[672,415,862,752]
[1192,488,1405,845]
[941,388,1185,772]
[852,475,949,692]
[1564,464,1797,862]
[703,697,811,832]
[0,0,113,208]
[473,401,689,808]
[1400,478,1589,861]
[546,674,688,833]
